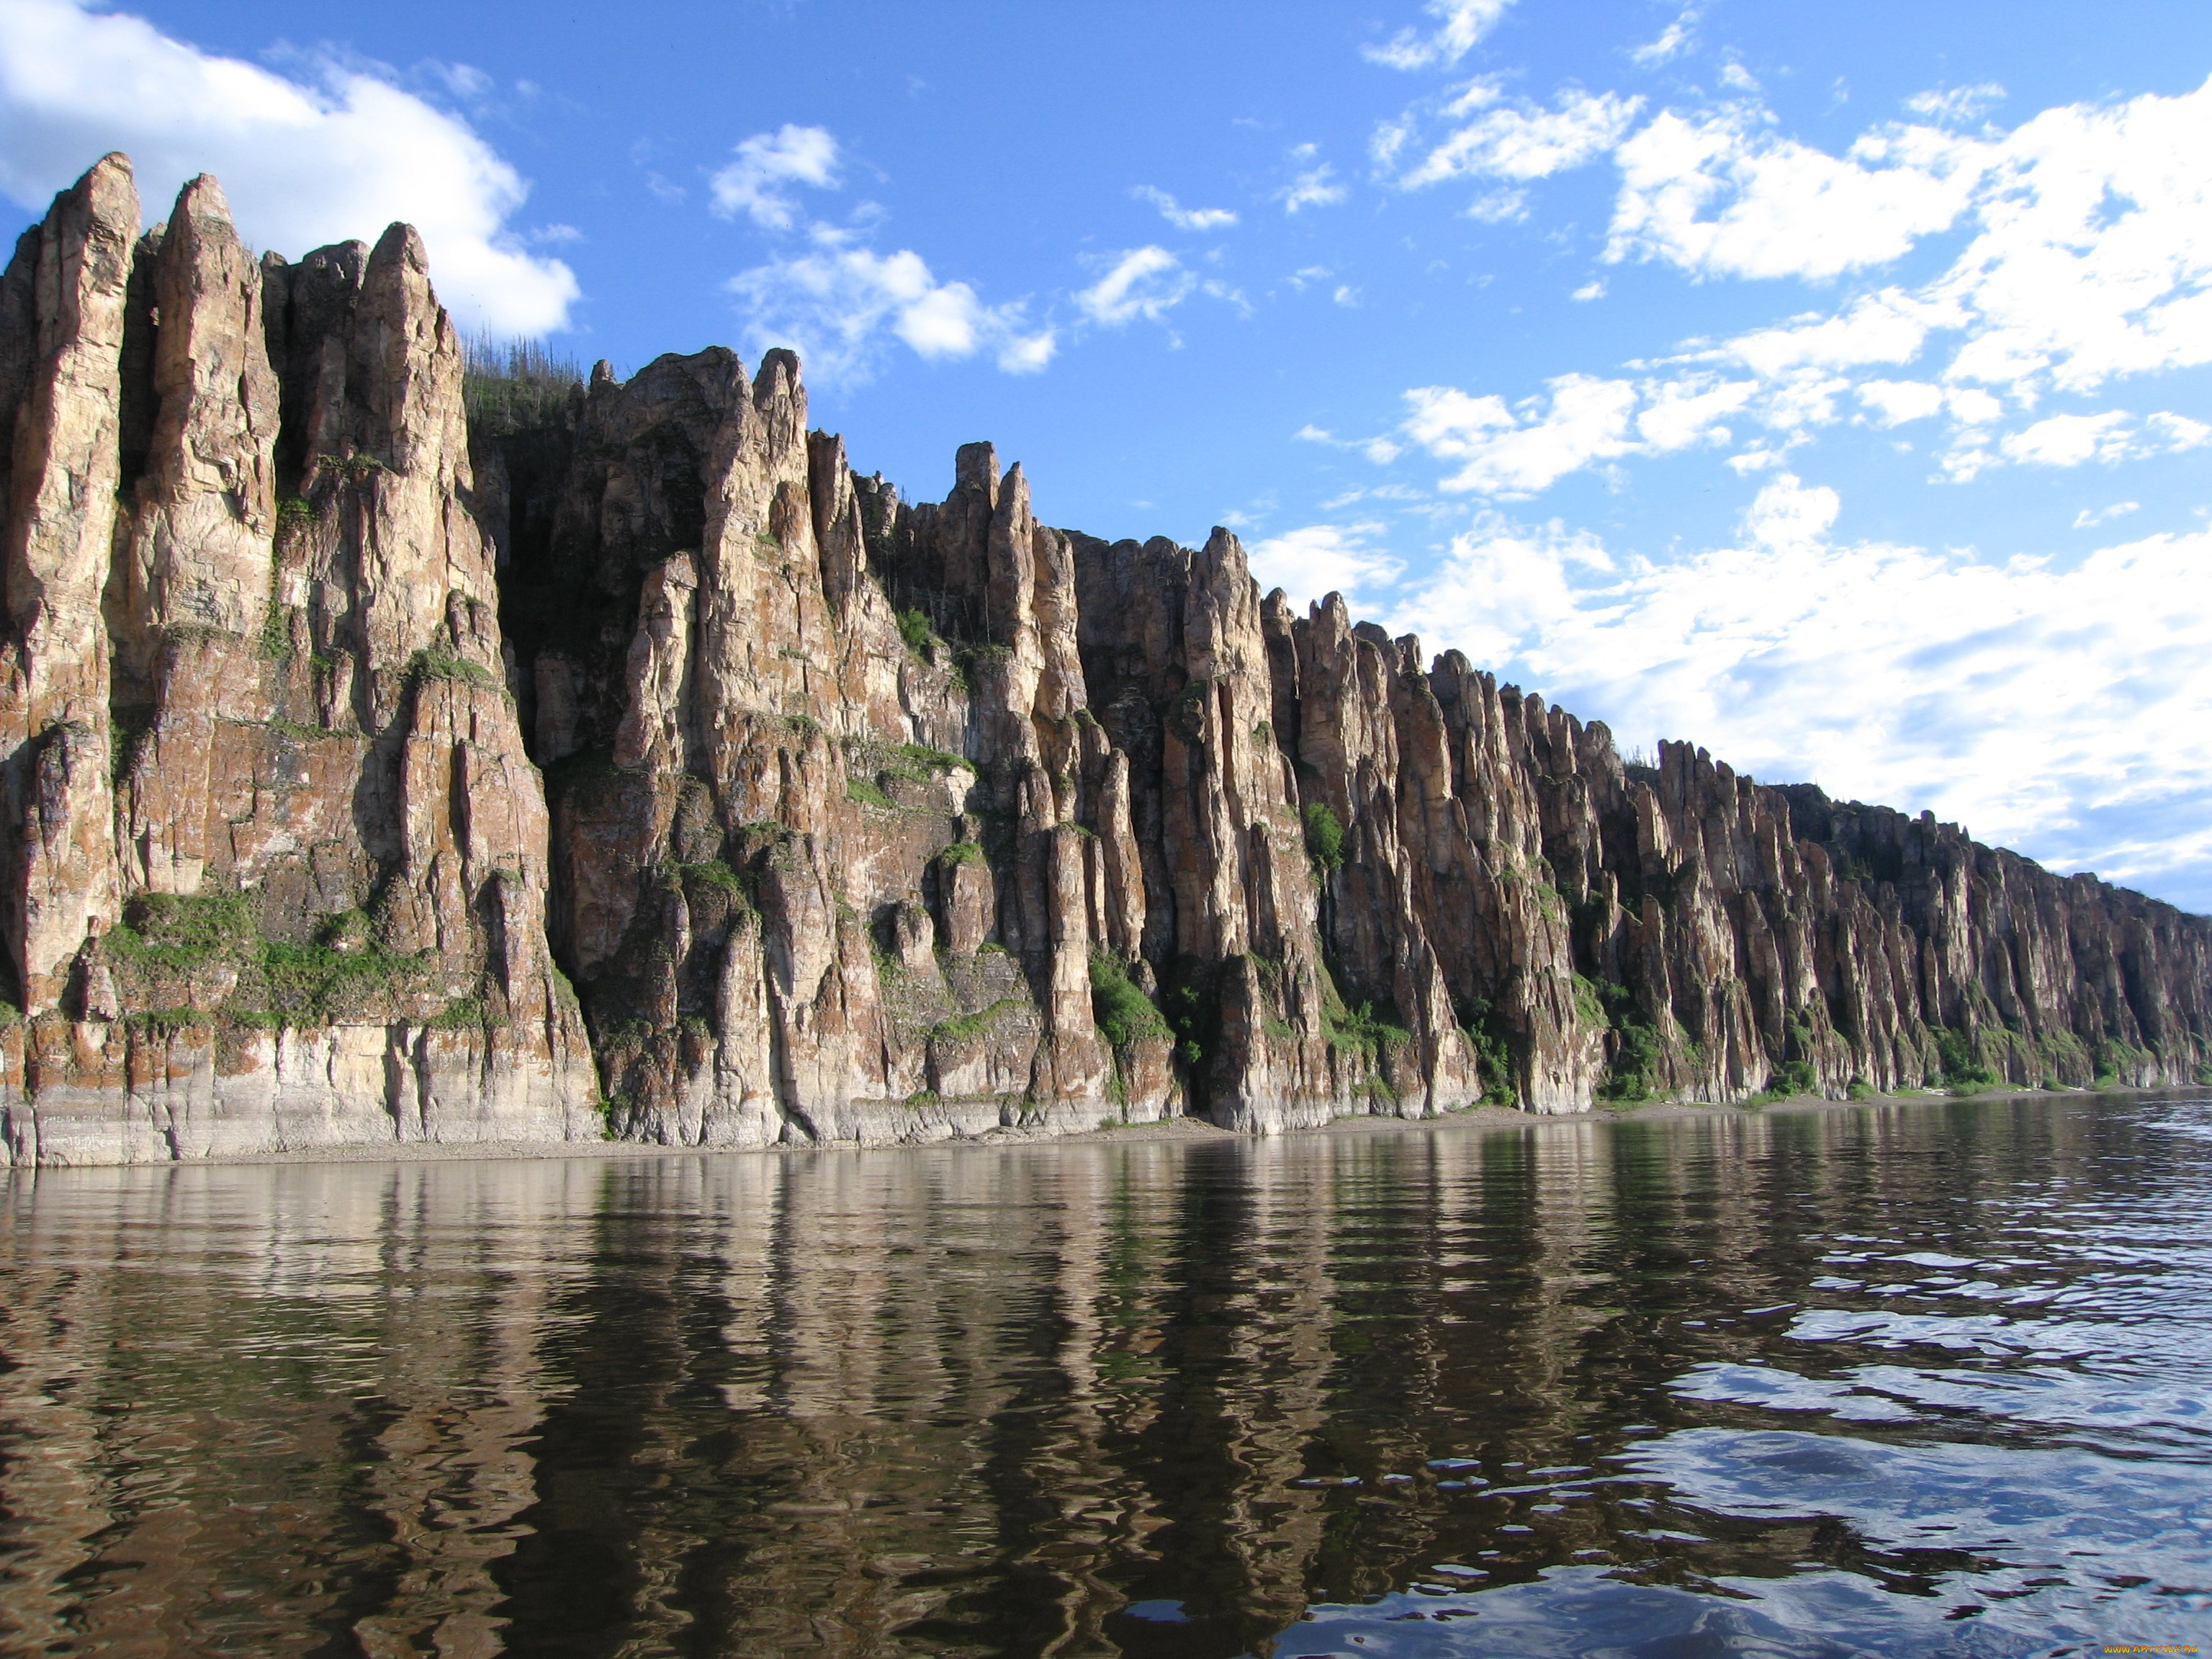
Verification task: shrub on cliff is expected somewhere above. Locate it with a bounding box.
[1303,802,1345,873]
[1931,1025,1997,1089]
[1089,951,1169,1049]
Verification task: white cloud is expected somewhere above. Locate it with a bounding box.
[0,0,577,332]
[1133,185,1237,233]
[1629,11,1696,68]
[1246,523,1406,611]
[1572,279,1606,301]
[727,238,1052,380]
[1364,0,1514,71]
[709,124,839,228]
[1609,76,2212,396]
[701,121,1048,380]
[1382,501,2212,909]
[1716,290,1943,377]
[1076,246,1193,327]
[1279,161,1347,213]
[1635,374,1757,451]
[2074,500,2139,529]
[1933,81,2212,393]
[2000,410,2135,467]
[1906,84,2005,125]
[1725,444,1787,474]
[1406,374,1643,495]
[1401,369,1758,495]
[1741,470,1838,551]
[1996,409,2211,468]
[1297,421,1403,465]
[1388,77,2212,498]
[1395,86,1643,188]
[1606,108,1989,281]
[1463,187,1529,222]
[1856,378,1947,426]
[421,60,493,102]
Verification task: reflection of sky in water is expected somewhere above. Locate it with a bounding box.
[1251,1095,2212,1658]
[1267,1429,2212,1655]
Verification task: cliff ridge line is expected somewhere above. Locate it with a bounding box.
[0,154,2203,1166]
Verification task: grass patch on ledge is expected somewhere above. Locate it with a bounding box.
[407,648,501,692]
[677,859,748,901]
[929,999,1027,1044]
[102,891,444,1029]
[845,776,897,811]
[1321,999,1410,1063]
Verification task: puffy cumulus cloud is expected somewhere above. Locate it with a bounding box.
[1390,76,2212,497]
[1391,84,1643,189]
[0,0,577,332]
[1076,246,1194,328]
[1934,81,2212,393]
[727,236,1052,381]
[1610,76,2212,395]
[1363,0,1514,72]
[709,124,838,228]
[1712,289,1946,377]
[1379,496,2212,909]
[1740,470,1838,552]
[1406,377,1635,495]
[1606,108,1988,281]
[709,123,1050,380]
[1855,379,1948,426]
[1133,186,1237,233]
[1635,374,1758,450]
[1245,523,1407,611]
[1943,408,2212,480]
[1403,369,1765,495]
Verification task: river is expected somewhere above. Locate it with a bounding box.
[1,1095,2207,1655]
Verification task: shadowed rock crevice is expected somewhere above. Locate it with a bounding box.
[0,152,2205,1166]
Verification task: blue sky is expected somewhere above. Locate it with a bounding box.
[3,0,2210,911]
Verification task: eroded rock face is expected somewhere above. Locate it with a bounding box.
[1,150,2206,1166]
[0,158,594,1164]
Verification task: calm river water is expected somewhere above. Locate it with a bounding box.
[1,1096,2208,1657]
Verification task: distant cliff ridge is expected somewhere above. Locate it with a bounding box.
[0,156,2204,1166]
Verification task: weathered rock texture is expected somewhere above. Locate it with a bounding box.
[1,154,2206,1165]
[0,158,594,1164]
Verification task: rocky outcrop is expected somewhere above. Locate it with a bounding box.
[1,153,2206,1166]
[0,157,595,1164]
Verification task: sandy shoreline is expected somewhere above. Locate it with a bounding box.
[56,1081,2188,1174]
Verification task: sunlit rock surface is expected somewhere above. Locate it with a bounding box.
[0,153,2206,1164]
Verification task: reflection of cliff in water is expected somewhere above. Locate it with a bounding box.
[0,1101,2145,1655]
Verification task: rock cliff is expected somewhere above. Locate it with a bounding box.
[1,156,2206,1164]
[0,158,593,1164]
